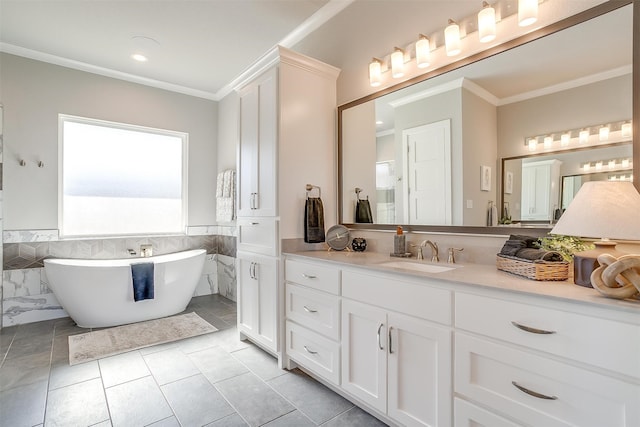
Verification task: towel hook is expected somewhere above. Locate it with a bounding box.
[305,184,321,199]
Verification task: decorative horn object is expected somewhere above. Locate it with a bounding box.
[590,254,640,300]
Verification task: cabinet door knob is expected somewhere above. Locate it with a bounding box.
[303,345,318,355]
[511,321,556,335]
[377,323,385,350]
[303,305,318,313]
[512,381,558,400]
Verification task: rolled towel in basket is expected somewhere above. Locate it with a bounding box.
[514,248,564,262]
[500,239,526,256]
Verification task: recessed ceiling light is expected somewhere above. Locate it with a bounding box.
[131,53,148,62]
[130,35,159,62]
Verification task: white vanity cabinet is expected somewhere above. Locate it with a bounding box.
[235,47,339,356]
[284,259,341,385]
[341,270,452,427]
[237,67,277,218]
[237,252,277,352]
[454,291,640,427]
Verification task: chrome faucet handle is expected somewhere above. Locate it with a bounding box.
[410,244,424,260]
[447,247,464,263]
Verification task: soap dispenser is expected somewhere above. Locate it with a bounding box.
[393,226,406,256]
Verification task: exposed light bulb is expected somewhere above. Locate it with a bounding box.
[544,136,553,148]
[599,125,610,141]
[445,19,461,56]
[528,138,537,151]
[608,160,616,169]
[560,133,570,146]
[579,130,589,144]
[622,158,630,168]
[583,163,591,172]
[621,122,632,138]
[415,35,431,69]
[595,161,603,171]
[369,58,382,87]
[518,0,538,27]
[391,48,405,78]
[478,2,496,43]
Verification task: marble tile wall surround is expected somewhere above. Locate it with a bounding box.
[2,268,67,327]
[194,254,219,296]
[3,234,217,270]
[217,255,237,302]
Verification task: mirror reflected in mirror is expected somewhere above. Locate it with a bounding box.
[339,2,633,231]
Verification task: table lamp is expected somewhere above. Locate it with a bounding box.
[551,181,640,287]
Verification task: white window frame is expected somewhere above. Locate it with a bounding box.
[58,114,189,238]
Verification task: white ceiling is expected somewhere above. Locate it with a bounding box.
[0,1,631,103]
[0,0,340,100]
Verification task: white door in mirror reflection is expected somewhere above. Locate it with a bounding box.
[403,120,452,225]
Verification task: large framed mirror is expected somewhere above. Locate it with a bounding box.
[338,0,636,234]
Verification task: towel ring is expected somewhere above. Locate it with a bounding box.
[306,184,321,199]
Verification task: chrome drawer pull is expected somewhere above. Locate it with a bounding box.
[302,273,317,279]
[511,321,556,335]
[388,327,394,354]
[250,222,259,225]
[512,381,558,400]
[303,345,318,355]
[377,323,384,350]
[303,305,318,313]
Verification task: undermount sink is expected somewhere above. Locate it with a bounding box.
[377,261,457,274]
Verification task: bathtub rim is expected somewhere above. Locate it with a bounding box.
[43,248,208,267]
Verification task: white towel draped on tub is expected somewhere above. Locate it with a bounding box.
[216,169,236,222]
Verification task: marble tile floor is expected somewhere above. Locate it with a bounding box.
[0,294,388,427]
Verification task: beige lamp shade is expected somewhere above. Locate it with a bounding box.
[551,181,640,240]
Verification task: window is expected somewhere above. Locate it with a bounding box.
[60,115,187,238]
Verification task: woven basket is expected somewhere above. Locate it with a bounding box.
[496,254,569,281]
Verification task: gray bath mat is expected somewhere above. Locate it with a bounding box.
[68,312,218,365]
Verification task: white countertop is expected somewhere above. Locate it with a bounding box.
[284,250,640,313]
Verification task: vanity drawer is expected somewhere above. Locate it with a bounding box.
[454,398,521,427]
[286,283,340,340]
[455,333,640,427]
[342,270,452,325]
[455,292,640,378]
[237,217,278,256]
[286,321,340,386]
[285,259,341,295]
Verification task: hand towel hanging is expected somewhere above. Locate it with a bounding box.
[304,197,325,243]
[216,169,236,222]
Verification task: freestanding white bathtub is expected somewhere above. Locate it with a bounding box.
[43,249,206,328]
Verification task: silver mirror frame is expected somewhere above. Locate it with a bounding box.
[337,0,637,236]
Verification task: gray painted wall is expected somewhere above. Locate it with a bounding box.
[0,53,218,231]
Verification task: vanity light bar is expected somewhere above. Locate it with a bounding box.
[608,174,633,182]
[524,119,632,151]
[583,158,633,172]
[368,0,544,87]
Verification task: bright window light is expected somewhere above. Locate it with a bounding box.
[60,115,187,237]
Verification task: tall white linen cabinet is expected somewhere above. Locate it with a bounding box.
[234,46,340,358]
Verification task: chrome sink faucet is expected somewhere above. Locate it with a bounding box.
[418,240,439,262]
